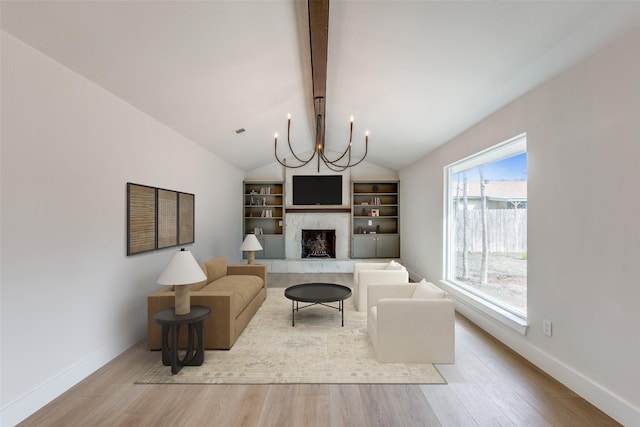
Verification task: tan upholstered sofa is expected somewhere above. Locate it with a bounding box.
[147,256,267,350]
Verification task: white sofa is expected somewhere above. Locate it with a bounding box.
[367,280,455,364]
[353,261,409,312]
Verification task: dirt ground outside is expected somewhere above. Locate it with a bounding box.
[455,252,527,314]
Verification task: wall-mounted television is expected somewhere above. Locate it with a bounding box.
[292,175,342,205]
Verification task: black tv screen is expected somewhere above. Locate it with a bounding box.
[293,175,342,205]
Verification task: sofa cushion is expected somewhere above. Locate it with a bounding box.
[385,260,404,270]
[201,275,264,316]
[412,279,447,300]
[204,256,227,282]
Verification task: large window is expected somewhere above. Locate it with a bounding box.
[445,134,527,319]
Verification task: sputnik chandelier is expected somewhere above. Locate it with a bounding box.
[273,99,369,172]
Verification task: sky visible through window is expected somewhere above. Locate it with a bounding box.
[468,152,528,181]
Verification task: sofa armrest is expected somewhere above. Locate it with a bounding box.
[375,298,455,363]
[227,263,267,288]
[354,262,388,274]
[367,284,417,314]
[358,269,409,285]
[353,262,388,287]
[354,270,409,312]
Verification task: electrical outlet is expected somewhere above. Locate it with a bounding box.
[543,319,552,337]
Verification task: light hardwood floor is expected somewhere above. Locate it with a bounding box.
[19,273,620,426]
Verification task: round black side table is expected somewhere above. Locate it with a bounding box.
[153,305,211,374]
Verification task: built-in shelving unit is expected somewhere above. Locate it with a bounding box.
[243,181,285,259]
[351,181,400,258]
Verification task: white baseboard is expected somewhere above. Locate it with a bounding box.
[1,334,141,427]
[452,298,640,426]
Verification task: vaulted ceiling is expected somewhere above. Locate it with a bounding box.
[3,1,640,172]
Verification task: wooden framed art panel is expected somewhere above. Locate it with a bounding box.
[157,189,178,249]
[178,192,195,245]
[127,183,195,255]
[127,183,157,255]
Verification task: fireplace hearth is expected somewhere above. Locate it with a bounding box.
[301,229,336,258]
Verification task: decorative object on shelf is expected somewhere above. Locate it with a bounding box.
[371,209,380,217]
[241,234,263,265]
[157,248,207,315]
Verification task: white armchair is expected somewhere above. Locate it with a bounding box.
[353,261,409,312]
[367,281,455,364]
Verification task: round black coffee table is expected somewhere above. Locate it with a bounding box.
[284,283,352,327]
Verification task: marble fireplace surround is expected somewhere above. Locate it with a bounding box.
[286,212,349,259]
[263,210,354,272]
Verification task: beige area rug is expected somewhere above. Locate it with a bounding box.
[136,288,446,385]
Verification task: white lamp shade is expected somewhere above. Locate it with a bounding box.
[240,234,263,251]
[157,249,206,285]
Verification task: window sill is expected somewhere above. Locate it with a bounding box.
[439,280,529,335]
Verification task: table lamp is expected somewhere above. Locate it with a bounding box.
[240,234,263,264]
[157,248,206,315]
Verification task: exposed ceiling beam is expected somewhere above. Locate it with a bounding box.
[308,0,329,151]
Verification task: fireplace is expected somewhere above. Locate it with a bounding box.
[301,229,336,258]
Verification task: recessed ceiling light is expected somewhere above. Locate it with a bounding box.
[235,128,246,134]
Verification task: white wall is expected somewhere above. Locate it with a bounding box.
[0,32,243,425]
[400,27,640,425]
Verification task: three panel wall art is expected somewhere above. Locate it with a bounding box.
[126,182,194,255]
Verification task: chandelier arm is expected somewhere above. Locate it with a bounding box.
[275,138,316,169]
[321,118,353,164]
[321,143,351,164]
[286,137,316,164]
[319,149,352,172]
[320,137,369,170]
[319,156,350,172]
[274,153,315,168]
[320,145,349,166]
